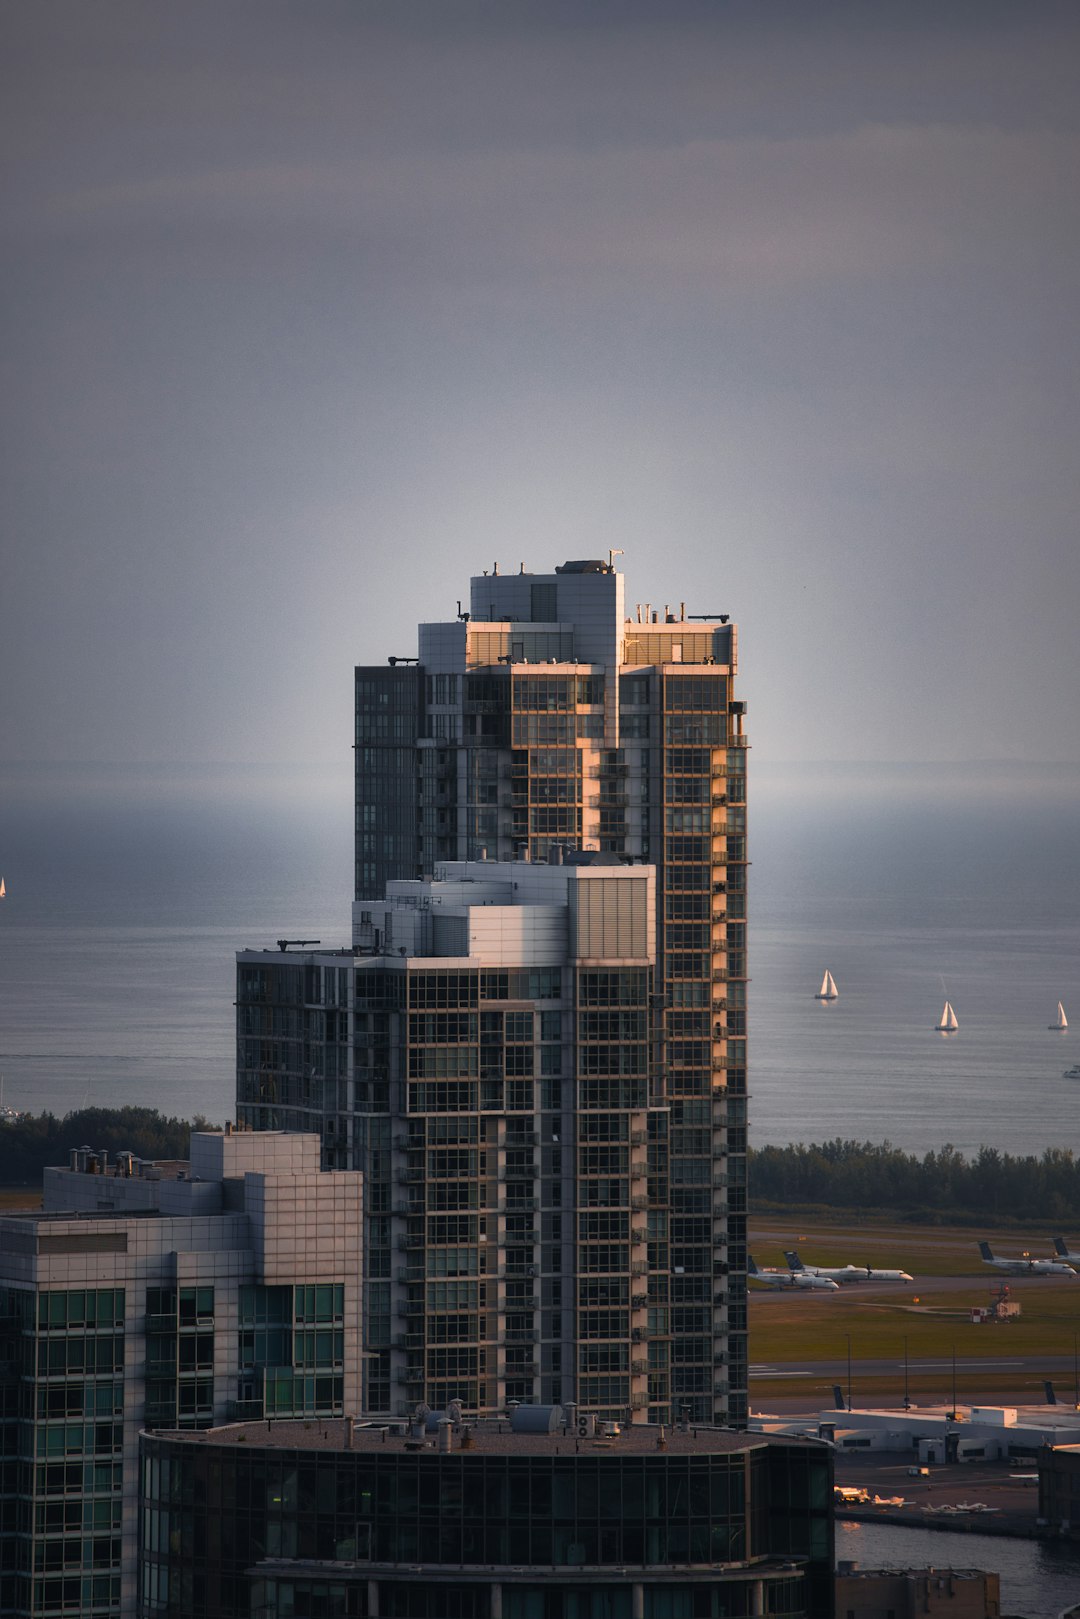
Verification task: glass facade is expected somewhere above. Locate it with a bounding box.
[354,666,426,898]
[0,1287,125,1619]
[235,957,353,1163]
[139,1429,832,1619]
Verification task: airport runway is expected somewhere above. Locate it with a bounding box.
[751,1270,1079,1298]
[753,1355,1080,1376]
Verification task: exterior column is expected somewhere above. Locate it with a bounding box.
[367,1579,379,1616]
[490,1581,503,1619]
[632,1582,644,1619]
[751,1578,764,1615]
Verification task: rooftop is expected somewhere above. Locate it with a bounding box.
[149,1418,826,1459]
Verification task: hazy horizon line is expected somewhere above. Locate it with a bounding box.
[3,756,1079,774]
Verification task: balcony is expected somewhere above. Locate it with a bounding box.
[631,1293,648,1309]
[631,1359,649,1375]
[143,1400,177,1425]
[227,1399,264,1422]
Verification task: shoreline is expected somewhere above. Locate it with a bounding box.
[837,1504,1055,1542]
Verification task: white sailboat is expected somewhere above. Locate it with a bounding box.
[1049,1001,1068,1031]
[814,970,838,1001]
[935,1000,958,1033]
[0,876,5,899]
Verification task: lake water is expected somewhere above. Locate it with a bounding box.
[836,1519,1080,1619]
[0,763,1078,1160]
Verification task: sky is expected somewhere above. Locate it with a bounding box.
[4,1,1079,787]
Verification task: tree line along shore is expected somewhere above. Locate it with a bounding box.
[0,1113,1077,1226]
[751,1138,1080,1224]
[0,1107,204,1191]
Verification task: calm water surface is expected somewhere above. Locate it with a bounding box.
[836,1520,1080,1619]
[1,770,1078,1161]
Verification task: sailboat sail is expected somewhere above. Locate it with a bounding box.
[936,1000,958,1032]
[0,877,5,899]
[1050,1001,1068,1030]
[815,970,838,1001]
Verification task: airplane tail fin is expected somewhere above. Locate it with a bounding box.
[978,1241,994,1262]
[1045,1380,1058,1405]
[1054,1237,1069,1257]
[784,1250,804,1271]
[748,1256,759,1276]
[832,1384,845,1411]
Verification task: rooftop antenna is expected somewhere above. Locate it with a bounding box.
[277,939,321,952]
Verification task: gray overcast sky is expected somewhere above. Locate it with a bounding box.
[3,1,1078,775]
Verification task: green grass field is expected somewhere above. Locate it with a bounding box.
[750,1213,1080,1405]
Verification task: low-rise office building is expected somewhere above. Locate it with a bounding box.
[752,1403,1080,1462]
[1039,1442,1080,1539]
[835,1564,1000,1619]
[139,1414,834,1618]
[0,1131,361,1619]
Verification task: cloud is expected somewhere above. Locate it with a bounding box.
[16,121,1079,311]
[3,3,1079,770]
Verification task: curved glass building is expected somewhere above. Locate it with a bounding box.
[139,1417,833,1618]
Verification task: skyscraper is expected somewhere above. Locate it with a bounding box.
[238,558,748,1426]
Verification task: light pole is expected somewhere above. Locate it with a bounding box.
[903,1335,910,1410]
[845,1333,852,1412]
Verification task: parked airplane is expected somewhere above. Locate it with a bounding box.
[749,1256,839,1291]
[784,1250,914,1285]
[1053,1237,1080,1264]
[978,1241,1076,1277]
